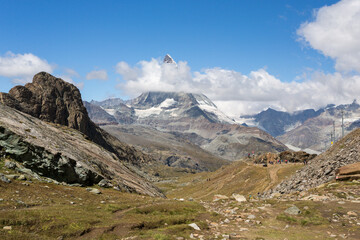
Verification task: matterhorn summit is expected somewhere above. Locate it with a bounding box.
[163,54,176,64]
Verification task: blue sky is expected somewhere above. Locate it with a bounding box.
[1,0,359,116]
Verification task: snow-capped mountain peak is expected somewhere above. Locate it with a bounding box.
[163,54,176,64]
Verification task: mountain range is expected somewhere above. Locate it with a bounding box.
[85,91,287,162]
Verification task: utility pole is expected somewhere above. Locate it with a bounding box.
[341,110,344,138]
[333,121,336,143]
[330,132,333,146]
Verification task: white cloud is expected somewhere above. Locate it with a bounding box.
[86,69,108,81]
[0,52,54,83]
[297,0,360,73]
[115,58,360,117]
[64,68,80,78]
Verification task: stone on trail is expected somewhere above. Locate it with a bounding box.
[284,206,301,215]
[232,193,247,202]
[213,194,229,202]
[86,188,101,194]
[188,223,201,231]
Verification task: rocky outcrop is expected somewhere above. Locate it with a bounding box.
[336,162,360,180]
[0,72,152,165]
[269,128,360,195]
[0,126,102,185]
[253,151,316,164]
[0,104,164,197]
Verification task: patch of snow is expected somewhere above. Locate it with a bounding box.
[285,144,301,152]
[159,98,177,108]
[104,109,116,116]
[195,95,234,123]
[235,117,257,126]
[135,98,177,118]
[285,144,321,155]
[303,148,321,155]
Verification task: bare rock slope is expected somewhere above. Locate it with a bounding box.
[269,128,360,195]
[0,104,163,197]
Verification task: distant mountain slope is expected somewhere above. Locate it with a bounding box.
[0,104,164,197]
[277,100,360,152]
[270,127,360,195]
[241,108,323,137]
[102,124,229,172]
[88,91,287,161]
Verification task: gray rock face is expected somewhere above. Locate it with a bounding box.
[0,104,164,197]
[0,126,102,185]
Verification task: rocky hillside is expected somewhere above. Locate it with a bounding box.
[87,91,287,161]
[0,104,164,197]
[0,72,152,165]
[269,127,360,195]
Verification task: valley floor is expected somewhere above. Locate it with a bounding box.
[1,159,359,240]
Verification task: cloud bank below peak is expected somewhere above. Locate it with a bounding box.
[115,57,360,117]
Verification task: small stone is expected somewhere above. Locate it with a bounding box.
[224,218,230,223]
[86,188,101,194]
[232,193,247,202]
[70,202,75,205]
[239,227,248,231]
[100,201,106,204]
[213,194,229,202]
[0,173,11,183]
[247,214,256,219]
[338,201,346,204]
[18,175,26,181]
[347,211,357,217]
[176,237,184,240]
[4,160,16,170]
[222,234,230,239]
[284,206,301,215]
[188,223,201,231]
[3,226,12,230]
[0,198,3,202]
[98,179,112,188]
[256,220,262,225]
[22,182,29,186]
[188,197,193,201]
[303,206,309,210]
